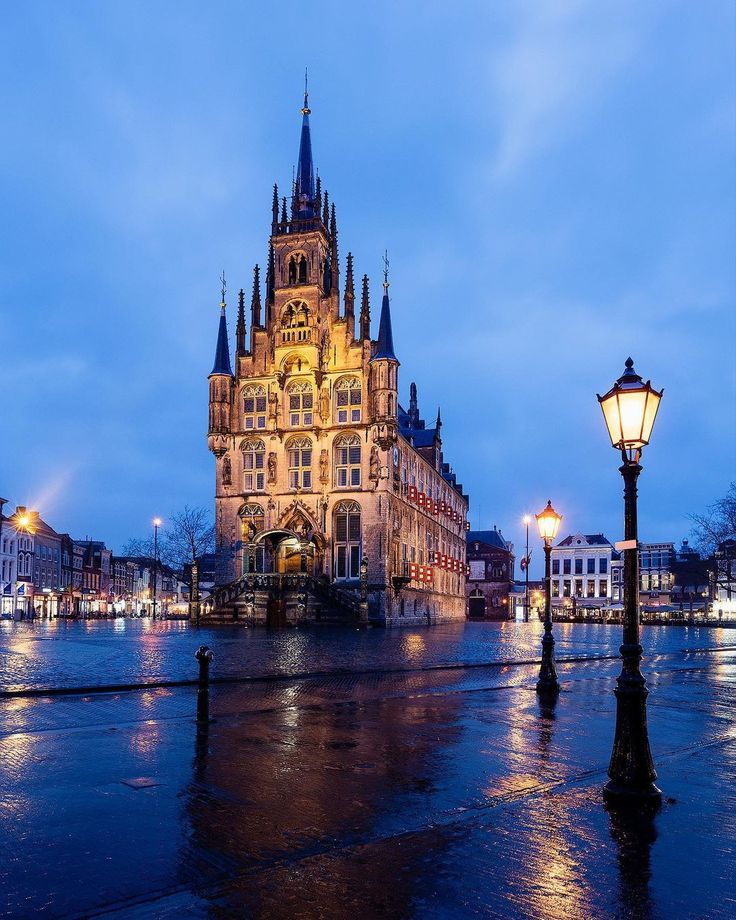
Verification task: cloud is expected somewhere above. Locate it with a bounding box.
[487,0,645,179]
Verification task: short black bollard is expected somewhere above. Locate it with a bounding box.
[195,645,214,722]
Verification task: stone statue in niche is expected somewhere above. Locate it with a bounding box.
[222,456,232,486]
[369,445,380,483]
[268,390,278,423]
[319,448,329,484]
[319,387,330,422]
[267,452,277,483]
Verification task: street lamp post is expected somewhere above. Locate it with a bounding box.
[535,500,562,695]
[152,517,162,620]
[523,515,531,622]
[598,357,663,804]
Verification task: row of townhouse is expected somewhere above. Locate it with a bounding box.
[0,502,188,619]
[549,533,734,616]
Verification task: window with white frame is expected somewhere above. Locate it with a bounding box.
[287,437,312,490]
[243,385,267,430]
[242,439,266,492]
[334,434,361,488]
[287,381,314,427]
[334,377,362,423]
[333,500,361,579]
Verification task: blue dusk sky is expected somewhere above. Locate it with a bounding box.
[1,1,734,574]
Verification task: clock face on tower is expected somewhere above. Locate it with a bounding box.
[393,446,399,466]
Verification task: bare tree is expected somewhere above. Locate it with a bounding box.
[689,483,736,554]
[121,537,155,560]
[161,506,215,572]
[121,507,214,575]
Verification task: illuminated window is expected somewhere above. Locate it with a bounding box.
[287,381,314,427]
[287,437,312,490]
[334,434,361,488]
[243,385,267,430]
[587,579,595,598]
[334,377,362,423]
[333,500,361,579]
[600,579,608,598]
[241,439,266,492]
[574,579,583,598]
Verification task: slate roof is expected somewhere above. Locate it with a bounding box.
[556,534,613,548]
[467,529,509,550]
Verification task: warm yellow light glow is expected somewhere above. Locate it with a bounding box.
[17,514,31,529]
[536,500,562,543]
[598,358,663,452]
[153,517,162,527]
[523,515,532,526]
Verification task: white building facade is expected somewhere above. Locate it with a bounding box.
[550,533,615,612]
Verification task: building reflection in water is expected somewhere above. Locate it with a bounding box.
[181,687,465,916]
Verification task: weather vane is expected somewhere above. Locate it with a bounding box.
[302,67,310,115]
[220,270,226,307]
[382,249,390,290]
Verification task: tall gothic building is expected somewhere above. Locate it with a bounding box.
[206,91,469,624]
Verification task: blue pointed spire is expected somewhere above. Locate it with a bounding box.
[371,252,398,362]
[295,71,316,218]
[210,279,233,376]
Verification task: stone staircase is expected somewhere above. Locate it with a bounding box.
[202,573,365,626]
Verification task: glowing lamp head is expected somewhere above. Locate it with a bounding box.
[153,517,162,528]
[597,358,663,455]
[536,500,562,544]
[523,515,532,526]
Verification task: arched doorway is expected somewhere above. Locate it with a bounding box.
[276,536,315,574]
[333,501,362,580]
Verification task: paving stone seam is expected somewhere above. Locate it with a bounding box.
[5,643,734,698]
[86,732,736,920]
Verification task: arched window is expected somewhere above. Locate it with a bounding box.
[240,503,265,573]
[288,256,297,285]
[243,385,267,430]
[334,500,361,580]
[242,439,266,492]
[298,255,308,284]
[334,434,361,488]
[287,437,312,490]
[239,503,264,540]
[334,377,362,424]
[287,381,314,427]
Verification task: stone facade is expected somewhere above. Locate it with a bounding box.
[206,94,469,624]
[466,529,515,619]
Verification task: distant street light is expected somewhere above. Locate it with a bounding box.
[598,357,663,804]
[522,515,532,622]
[152,518,162,620]
[535,500,562,695]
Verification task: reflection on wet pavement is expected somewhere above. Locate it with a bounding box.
[0,624,734,918]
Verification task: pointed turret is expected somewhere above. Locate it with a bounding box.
[281,196,288,223]
[315,174,322,212]
[360,274,371,340]
[208,277,234,451]
[266,244,275,323]
[295,74,316,219]
[436,406,442,433]
[409,382,419,426]
[236,288,246,357]
[210,285,233,377]
[322,190,329,229]
[371,267,397,362]
[250,265,262,328]
[344,252,355,334]
[271,184,279,226]
[329,203,339,296]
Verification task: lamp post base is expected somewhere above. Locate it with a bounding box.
[604,643,661,805]
[536,627,560,695]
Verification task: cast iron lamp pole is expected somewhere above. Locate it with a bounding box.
[598,358,663,804]
[152,517,162,620]
[536,500,562,695]
[523,515,531,622]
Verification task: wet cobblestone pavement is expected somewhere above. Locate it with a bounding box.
[0,623,734,918]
